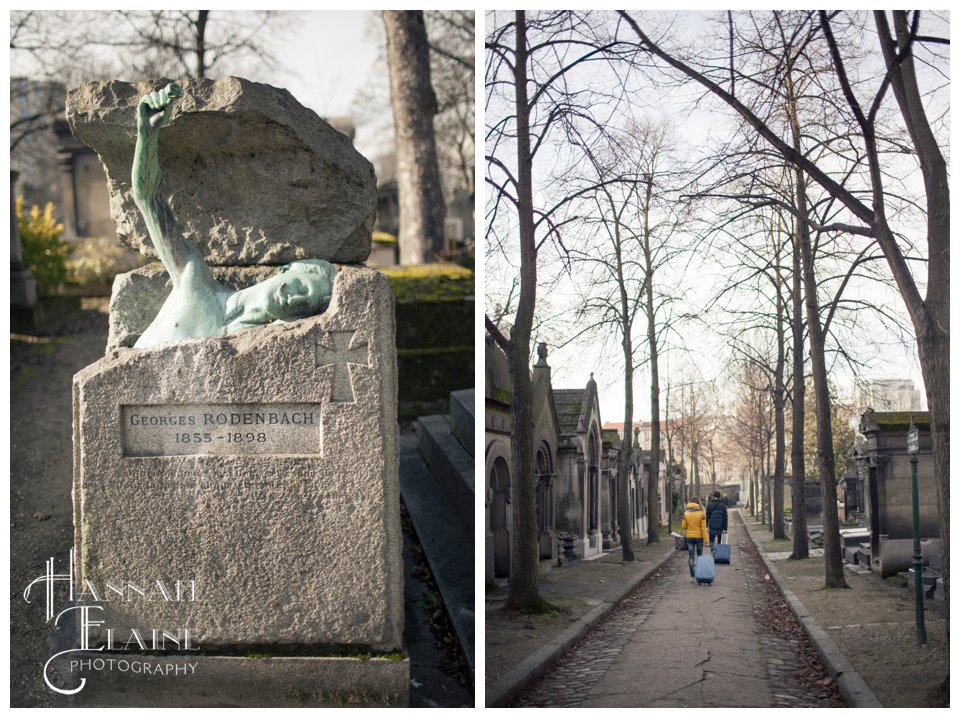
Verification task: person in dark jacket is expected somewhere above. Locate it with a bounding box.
[706,491,728,552]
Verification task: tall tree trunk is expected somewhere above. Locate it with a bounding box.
[618,374,635,561]
[764,431,772,530]
[782,54,840,577]
[383,10,446,265]
[760,393,769,527]
[789,224,809,559]
[918,330,949,626]
[193,10,208,78]
[615,219,636,561]
[692,442,700,504]
[794,173,847,588]
[643,175,661,544]
[664,383,674,468]
[773,225,786,538]
[502,11,540,611]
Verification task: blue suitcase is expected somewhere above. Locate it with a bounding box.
[695,554,715,584]
[714,542,731,565]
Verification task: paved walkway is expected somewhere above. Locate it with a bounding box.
[511,517,840,707]
[485,533,675,705]
[488,508,947,708]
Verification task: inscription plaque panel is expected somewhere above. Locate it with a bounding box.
[121,403,323,457]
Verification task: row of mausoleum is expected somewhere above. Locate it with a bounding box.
[484,334,667,581]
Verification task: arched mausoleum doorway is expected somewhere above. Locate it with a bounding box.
[490,457,511,578]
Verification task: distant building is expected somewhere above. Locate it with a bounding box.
[854,379,922,413]
[54,116,115,241]
[10,78,66,209]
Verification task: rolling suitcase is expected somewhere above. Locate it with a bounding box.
[713,539,731,565]
[695,554,715,585]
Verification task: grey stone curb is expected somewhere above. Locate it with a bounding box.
[485,546,677,707]
[740,517,883,708]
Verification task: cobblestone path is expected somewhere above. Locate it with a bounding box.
[512,515,844,707]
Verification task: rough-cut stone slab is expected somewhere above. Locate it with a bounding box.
[73,266,401,650]
[67,77,376,265]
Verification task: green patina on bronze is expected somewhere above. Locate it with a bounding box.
[130,82,336,349]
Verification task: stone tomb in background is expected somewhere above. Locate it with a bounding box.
[854,410,939,577]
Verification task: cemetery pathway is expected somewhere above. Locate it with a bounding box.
[512,515,844,708]
[11,305,110,707]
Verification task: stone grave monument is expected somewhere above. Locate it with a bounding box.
[64,77,407,706]
[854,410,939,577]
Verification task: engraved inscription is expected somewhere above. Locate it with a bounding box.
[315,329,370,403]
[122,404,323,457]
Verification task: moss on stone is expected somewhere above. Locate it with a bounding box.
[382,263,474,303]
[866,410,930,431]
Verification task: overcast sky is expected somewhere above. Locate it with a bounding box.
[254,11,391,160]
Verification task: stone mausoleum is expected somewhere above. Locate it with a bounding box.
[484,334,656,582]
[852,410,940,577]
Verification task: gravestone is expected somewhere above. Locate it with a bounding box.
[804,481,823,530]
[66,78,407,706]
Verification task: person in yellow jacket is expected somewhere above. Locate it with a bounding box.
[682,498,708,582]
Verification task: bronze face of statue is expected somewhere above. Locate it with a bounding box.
[131,83,336,349]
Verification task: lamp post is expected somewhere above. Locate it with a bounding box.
[667,468,674,533]
[907,414,926,646]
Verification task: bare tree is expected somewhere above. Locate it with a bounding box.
[10,10,278,86]
[562,140,644,561]
[114,10,277,79]
[633,124,684,545]
[730,358,775,519]
[618,10,949,600]
[486,10,632,610]
[562,120,692,549]
[425,10,475,198]
[383,11,446,265]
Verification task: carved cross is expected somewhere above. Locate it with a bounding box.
[315,329,370,404]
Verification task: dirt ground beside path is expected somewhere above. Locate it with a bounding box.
[744,514,948,707]
[10,303,110,707]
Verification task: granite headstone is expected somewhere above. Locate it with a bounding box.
[67,77,406,707]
